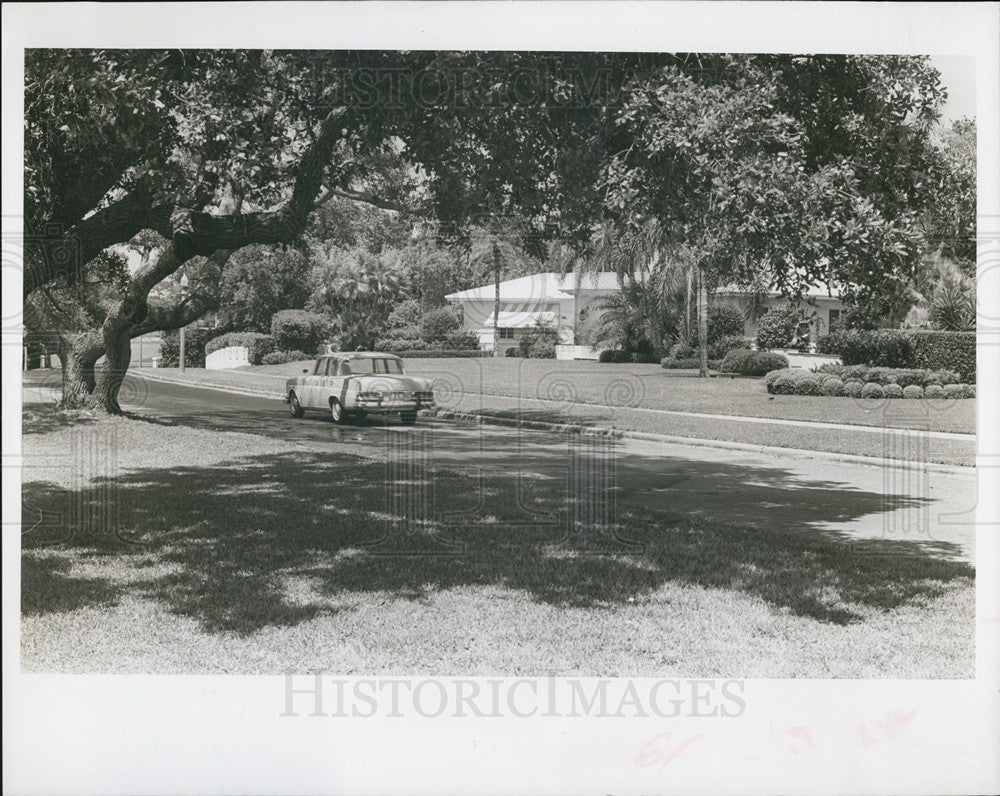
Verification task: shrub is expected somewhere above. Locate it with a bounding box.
[205,332,276,365]
[504,347,521,357]
[764,369,786,389]
[842,380,863,397]
[769,371,802,395]
[708,304,746,340]
[518,320,559,359]
[861,382,886,399]
[902,385,924,399]
[668,342,695,359]
[708,335,753,359]
[159,326,215,368]
[719,348,753,374]
[599,350,630,363]
[816,363,961,388]
[270,310,329,355]
[817,330,975,381]
[924,384,944,399]
[909,331,975,381]
[884,383,904,399]
[756,307,800,350]
[795,375,822,395]
[720,349,789,377]
[820,376,845,396]
[420,306,462,343]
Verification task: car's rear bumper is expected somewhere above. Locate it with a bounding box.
[355,398,435,412]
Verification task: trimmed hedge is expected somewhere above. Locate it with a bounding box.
[764,368,975,398]
[660,357,723,369]
[817,330,975,381]
[600,350,630,363]
[205,332,275,365]
[816,364,960,388]
[719,349,789,376]
[260,350,310,365]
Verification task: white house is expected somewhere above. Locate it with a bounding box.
[445,272,620,359]
[446,272,846,358]
[714,282,845,346]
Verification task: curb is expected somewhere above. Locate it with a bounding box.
[127,370,973,475]
[432,409,974,475]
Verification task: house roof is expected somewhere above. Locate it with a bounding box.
[446,272,619,302]
[715,281,842,299]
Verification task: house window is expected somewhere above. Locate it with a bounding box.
[497,327,515,339]
[828,309,841,335]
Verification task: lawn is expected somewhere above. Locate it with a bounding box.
[21,399,974,676]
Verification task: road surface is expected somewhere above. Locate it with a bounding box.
[23,372,978,561]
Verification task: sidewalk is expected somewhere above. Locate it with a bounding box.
[129,366,975,467]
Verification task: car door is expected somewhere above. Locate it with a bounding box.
[300,358,328,408]
[319,357,346,409]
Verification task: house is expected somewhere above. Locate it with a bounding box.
[714,282,845,346]
[445,272,620,359]
[446,272,846,358]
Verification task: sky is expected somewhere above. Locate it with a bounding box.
[931,55,977,123]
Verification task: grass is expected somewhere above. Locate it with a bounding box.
[21,399,974,676]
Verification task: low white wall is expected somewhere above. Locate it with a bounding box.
[206,345,250,370]
[556,344,601,361]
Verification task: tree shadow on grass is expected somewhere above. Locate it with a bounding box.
[21,443,974,636]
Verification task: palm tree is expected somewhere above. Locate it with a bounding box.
[466,220,534,356]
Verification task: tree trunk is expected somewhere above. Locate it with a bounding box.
[59,331,104,408]
[685,267,693,345]
[697,267,709,378]
[492,240,501,357]
[89,329,132,414]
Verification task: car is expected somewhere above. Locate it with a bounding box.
[284,352,435,425]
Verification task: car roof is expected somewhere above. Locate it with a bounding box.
[320,351,400,359]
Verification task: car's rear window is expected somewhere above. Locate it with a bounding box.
[339,357,404,375]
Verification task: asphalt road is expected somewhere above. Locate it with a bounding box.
[24,372,978,562]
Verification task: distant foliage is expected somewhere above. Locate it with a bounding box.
[159,327,214,368]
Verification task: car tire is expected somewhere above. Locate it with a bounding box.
[400,411,417,425]
[330,399,349,425]
[289,392,304,418]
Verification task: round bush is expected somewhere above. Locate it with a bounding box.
[902,384,924,399]
[884,383,904,399]
[861,382,885,399]
[764,368,788,390]
[771,373,799,395]
[960,384,976,398]
[942,384,964,399]
[924,384,944,398]
[842,380,863,398]
[820,376,845,396]
[793,376,822,395]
